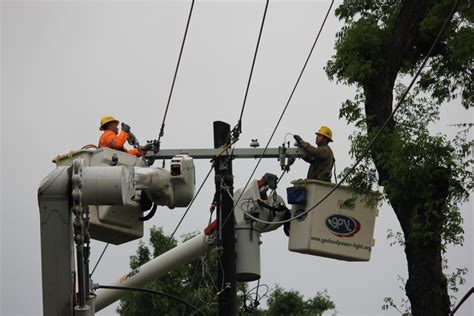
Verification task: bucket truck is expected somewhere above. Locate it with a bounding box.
[39,146,378,315]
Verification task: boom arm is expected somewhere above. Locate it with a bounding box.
[95,231,212,312]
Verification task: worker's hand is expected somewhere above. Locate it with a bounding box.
[294,135,302,144]
[121,122,131,133]
[127,132,137,145]
[140,143,153,151]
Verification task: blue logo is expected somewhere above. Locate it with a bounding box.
[325,214,361,237]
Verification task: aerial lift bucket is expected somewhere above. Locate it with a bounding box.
[287,180,378,261]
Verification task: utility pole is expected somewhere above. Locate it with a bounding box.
[213,121,237,316]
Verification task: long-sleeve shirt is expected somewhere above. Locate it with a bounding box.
[99,130,140,157]
[299,140,334,182]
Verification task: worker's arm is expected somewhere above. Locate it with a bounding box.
[294,135,316,162]
[299,140,331,161]
[99,130,130,150]
[111,131,129,148]
[300,149,314,163]
[127,148,141,157]
[113,132,141,157]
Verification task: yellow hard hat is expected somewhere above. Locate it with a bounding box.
[316,126,333,142]
[99,115,119,130]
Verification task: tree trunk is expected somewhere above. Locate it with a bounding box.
[404,238,450,316]
[363,1,453,314]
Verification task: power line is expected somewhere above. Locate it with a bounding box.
[219,0,334,232]
[167,165,214,244]
[276,169,287,186]
[241,0,461,226]
[157,0,195,147]
[237,0,270,134]
[450,287,474,315]
[166,141,237,248]
[90,242,109,276]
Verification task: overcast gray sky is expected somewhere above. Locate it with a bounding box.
[1,1,472,315]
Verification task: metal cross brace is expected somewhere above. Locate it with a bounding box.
[147,147,303,160]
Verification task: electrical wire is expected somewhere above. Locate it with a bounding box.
[167,165,214,245]
[254,278,261,304]
[246,282,269,299]
[123,292,139,316]
[218,0,334,233]
[450,287,474,316]
[90,242,109,276]
[96,284,204,315]
[81,144,99,150]
[284,132,295,145]
[139,203,157,221]
[157,0,195,146]
[237,0,270,134]
[238,0,461,226]
[181,257,203,316]
[190,239,220,315]
[276,169,287,186]
[240,282,269,313]
[162,143,235,307]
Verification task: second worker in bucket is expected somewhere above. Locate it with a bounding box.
[294,126,335,182]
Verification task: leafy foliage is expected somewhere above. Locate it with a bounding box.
[326,0,473,108]
[118,227,336,316]
[339,85,472,251]
[382,261,468,314]
[382,276,411,315]
[442,257,468,306]
[265,285,335,316]
[117,227,219,315]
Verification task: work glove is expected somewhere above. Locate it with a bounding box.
[294,135,302,144]
[141,143,153,151]
[121,122,131,133]
[128,132,137,145]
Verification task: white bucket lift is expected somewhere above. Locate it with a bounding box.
[54,148,145,244]
[39,148,196,315]
[287,180,378,261]
[53,148,195,245]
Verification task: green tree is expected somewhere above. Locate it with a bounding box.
[264,285,335,316]
[326,1,472,315]
[118,227,336,316]
[117,227,219,315]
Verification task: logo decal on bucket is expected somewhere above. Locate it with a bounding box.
[326,214,361,237]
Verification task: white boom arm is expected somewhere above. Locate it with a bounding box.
[95,232,211,312]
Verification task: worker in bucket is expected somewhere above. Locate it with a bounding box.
[98,115,150,157]
[294,126,335,182]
